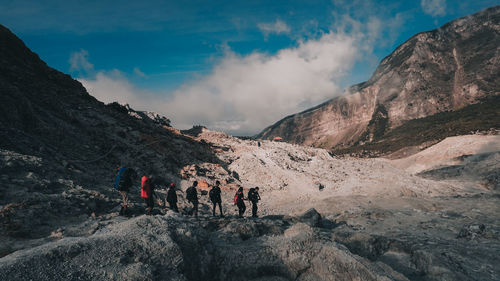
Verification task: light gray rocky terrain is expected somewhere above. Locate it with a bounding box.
[2,128,499,281]
[0,213,410,281]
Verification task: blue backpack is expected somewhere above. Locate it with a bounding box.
[114,168,127,189]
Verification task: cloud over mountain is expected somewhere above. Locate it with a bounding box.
[69,49,94,73]
[77,31,361,135]
[421,0,447,17]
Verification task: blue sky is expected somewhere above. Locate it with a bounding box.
[2,0,498,135]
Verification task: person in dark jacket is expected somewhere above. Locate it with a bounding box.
[248,187,261,218]
[166,182,178,212]
[235,186,246,218]
[186,181,199,216]
[116,168,134,215]
[209,180,224,217]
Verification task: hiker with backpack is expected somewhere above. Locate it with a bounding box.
[186,181,199,216]
[166,182,179,212]
[209,180,224,217]
[141,174,156,215]
[234,186,246,218]
[114,167,135,215]
[248,187,261,218]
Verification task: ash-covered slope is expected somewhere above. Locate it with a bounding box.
[257,6,500,154]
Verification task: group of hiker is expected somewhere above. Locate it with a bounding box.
[114,167,261,218]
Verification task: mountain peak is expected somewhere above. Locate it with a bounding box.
[257,6,500,156]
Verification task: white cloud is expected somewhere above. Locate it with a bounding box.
[78,70,164,112]
[166,32,360,134]
[421,0,446,17]
[78,32,360,135]
[257,19,291,38]
[172,32,357,135]
[133,67,147,77]
[76,3,413,136]
[69,49,94,73]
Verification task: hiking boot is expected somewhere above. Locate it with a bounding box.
[119,205,127,216]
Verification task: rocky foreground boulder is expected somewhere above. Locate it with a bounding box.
[0,212,409,281]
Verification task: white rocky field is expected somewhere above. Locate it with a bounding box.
[0,130,499,281]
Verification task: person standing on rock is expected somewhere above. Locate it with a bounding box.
[141,174,156,215]
[166,182,179,212]
[248,187,261,218]
[115,167,135,215]
[209,180,224,217]
[234,186,246,218]
[186,181,199,216]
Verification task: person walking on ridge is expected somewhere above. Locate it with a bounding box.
[248,187,261,218]
[209,180,224,217]
[115,167,135,215]
[234,186,246,218]
[166,182,179,212]
[141,174,156,215]
[186,181,199,216]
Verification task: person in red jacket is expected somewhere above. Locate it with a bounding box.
[235,186,246,218]
[141,174,156,215]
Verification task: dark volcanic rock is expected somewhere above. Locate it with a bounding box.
[297,208,323,228]
[457,223,487,240]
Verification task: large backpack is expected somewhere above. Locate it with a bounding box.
[209,188,215,202]
[186,187,196,202]
[114,168,127,190]
[248,188,255,201]
[167,187,177,203]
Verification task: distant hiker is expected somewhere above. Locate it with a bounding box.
[166,182,179,212]
[248,187,261,218]
[141,174,156,215]
[234,186,246,218]
[114,167,135,215]
[258,141,261,147]
[186,181,199,216]
[209,180,224,217]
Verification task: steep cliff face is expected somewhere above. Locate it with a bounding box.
[257,6,500,152]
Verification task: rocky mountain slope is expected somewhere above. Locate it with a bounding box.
[257,6,500,155]
[0,23,224,250]
[1,20,500,281]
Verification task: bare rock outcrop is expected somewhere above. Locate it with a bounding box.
[0,214,409,281]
